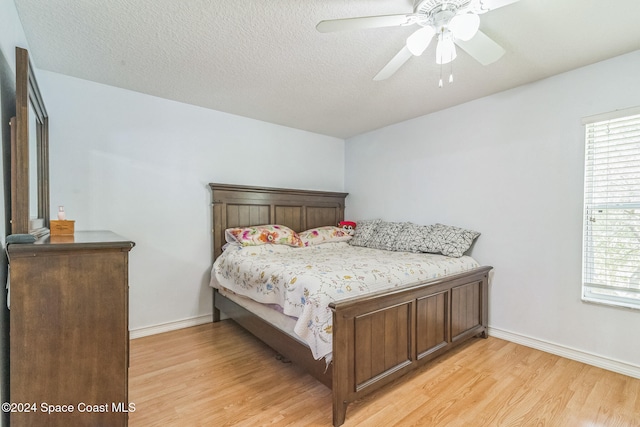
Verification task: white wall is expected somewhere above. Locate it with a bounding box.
[38,71,345,331]
[345,50,640,370]
[0,0,28,72]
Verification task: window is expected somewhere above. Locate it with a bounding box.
[582,107,640,309]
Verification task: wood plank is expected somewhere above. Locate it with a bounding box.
[452,282,481,339]
[129,323,640,427]
[396,304,409,364]
[354,315,372,385]
[307,207,340,229]
[275,205,303,231]
[416,292,447,357]
[371,311,386,376]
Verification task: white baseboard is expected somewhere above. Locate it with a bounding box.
[130,314,213,339]
[489,327,640,379]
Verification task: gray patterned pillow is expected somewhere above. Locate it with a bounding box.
[367,221,404,251]
[419,223,480,257]
[393,223,433,253]
[348,219,381,247]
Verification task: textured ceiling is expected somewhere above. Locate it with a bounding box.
[12,0,640,139]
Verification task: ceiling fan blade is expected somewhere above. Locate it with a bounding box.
[373,46,413,81]
[406,26,435,56]
[455,30,505,65]
[471,0,520,14]
[316,14,418,33]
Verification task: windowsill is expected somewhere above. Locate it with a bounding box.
[581,296,640,311]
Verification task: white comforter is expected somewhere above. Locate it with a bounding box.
[210,242,480,361]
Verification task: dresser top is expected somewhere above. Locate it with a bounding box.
[7,230,134,255]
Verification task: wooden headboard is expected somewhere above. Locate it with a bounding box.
[209,183,348,259]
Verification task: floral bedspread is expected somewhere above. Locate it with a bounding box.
[210,242,480,361]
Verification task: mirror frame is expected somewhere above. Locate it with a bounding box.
[11,47,49,237]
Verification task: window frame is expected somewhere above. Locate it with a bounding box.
[581,106,640,310]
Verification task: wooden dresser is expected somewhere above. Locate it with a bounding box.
[8,231,134,427]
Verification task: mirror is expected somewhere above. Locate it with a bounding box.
[11,47,49,237]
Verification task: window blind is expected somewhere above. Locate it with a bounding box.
[582,111,640,309]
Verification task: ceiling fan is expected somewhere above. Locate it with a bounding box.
[316,0,520,82]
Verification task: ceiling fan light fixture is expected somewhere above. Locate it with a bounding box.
[448,13,480,41]
[316,0,517,81]
[436,30,457,64]
[406,26,436,56]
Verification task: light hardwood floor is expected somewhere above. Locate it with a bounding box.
[129,321,640,426]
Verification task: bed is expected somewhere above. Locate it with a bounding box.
[209,183,492,426]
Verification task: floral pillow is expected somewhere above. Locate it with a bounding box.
[225,224,303,247]
[299,226,352,246]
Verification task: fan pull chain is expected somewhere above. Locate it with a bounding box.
[439,51,454,87]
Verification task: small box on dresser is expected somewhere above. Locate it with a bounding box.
[8,231,134,427]
[49,219,75,235]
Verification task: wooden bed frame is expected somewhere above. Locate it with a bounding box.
[210,183,492,426]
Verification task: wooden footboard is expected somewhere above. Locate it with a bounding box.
[329,266,491,426]
[209,183,492,427]
[213,265,491,426]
